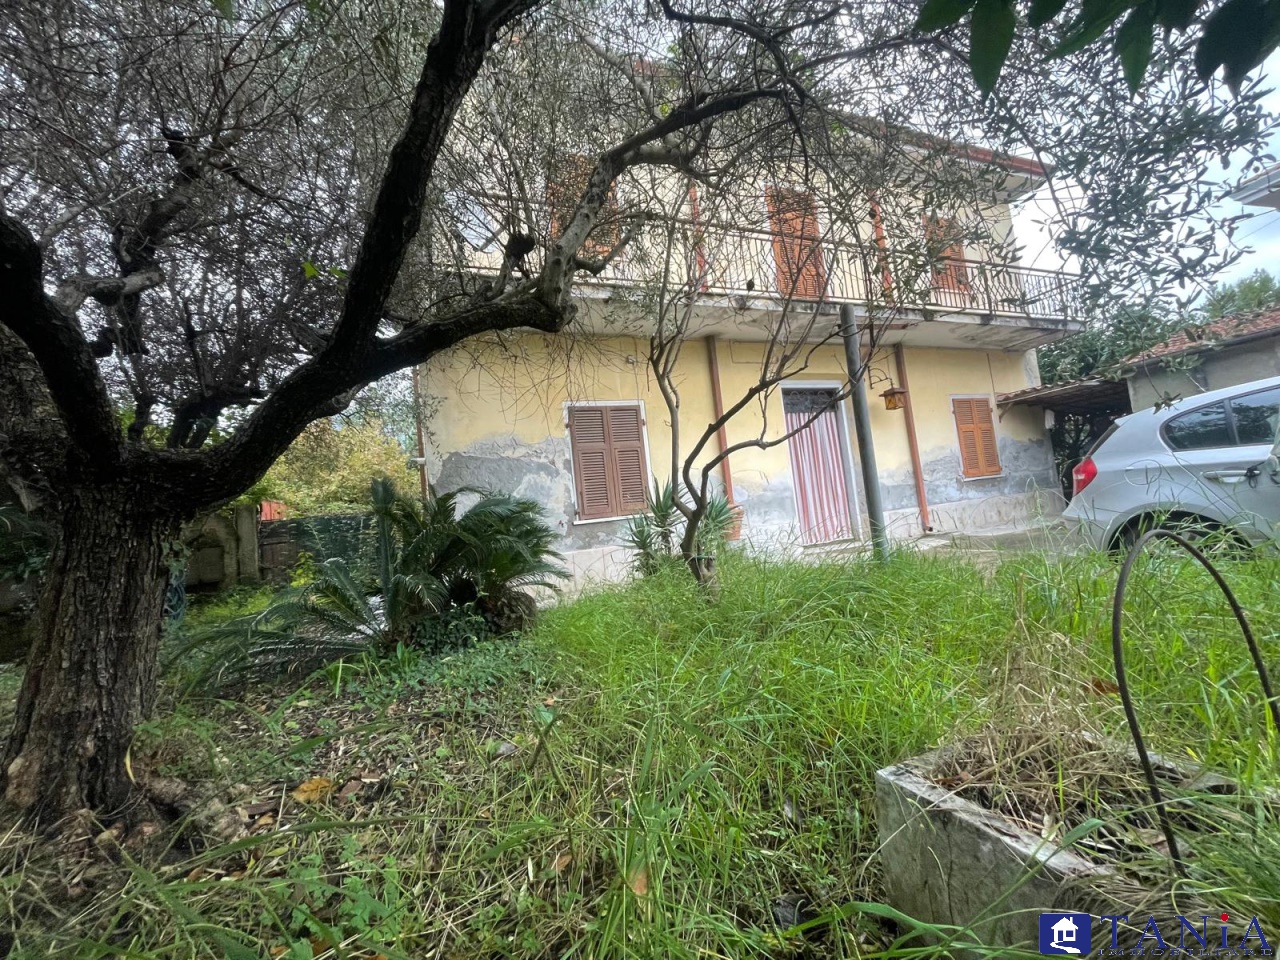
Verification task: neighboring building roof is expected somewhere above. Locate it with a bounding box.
[1229,162,1280,209]
[1128,308,1280,366]
[997,376,1131,416]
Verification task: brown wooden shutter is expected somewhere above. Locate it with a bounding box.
[974,399,1000,475]
[766,186,826,300]
[607,406,649,513]
[953,397,1001,478]
[569,405,649,519]
[570,406,614,520]
[547,155,619,256]
[925,216,970,291]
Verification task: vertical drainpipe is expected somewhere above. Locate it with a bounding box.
[894,344,932,533]
[411,365,430,499]
[840,303,888,560]
[704,334,737,505]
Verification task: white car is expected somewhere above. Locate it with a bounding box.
[1063,374,1280,551]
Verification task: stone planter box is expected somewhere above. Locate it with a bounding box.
[874,744,1237,956]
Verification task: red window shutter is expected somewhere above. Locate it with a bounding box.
[974,397,1001,475]
[547,155,619,255]
[953,397,1000,478]
[766,186,826,300]
[569,405,649,519]
[925,216,970,291]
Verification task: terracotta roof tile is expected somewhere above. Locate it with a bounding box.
[1129,308,1280,364]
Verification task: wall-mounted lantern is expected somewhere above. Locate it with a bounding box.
[880,385,908,411]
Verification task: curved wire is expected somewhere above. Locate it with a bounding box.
[1111,527,1280,878]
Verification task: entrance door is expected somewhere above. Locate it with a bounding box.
[784,389,855,544]
[766,187,826,300]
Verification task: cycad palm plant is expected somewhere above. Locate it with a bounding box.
[180,479,566,689]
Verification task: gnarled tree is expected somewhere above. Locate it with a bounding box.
[1,0,992,821]
[0,0,1270,822]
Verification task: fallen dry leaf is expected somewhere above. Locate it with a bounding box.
[935,770,973,790]
[337,779,364,801]
[290,777,334,803]
[782,798,803,829]
[626,863,649,896]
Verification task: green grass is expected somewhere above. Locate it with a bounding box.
[2,547,1278,958]
[181,584,279,631]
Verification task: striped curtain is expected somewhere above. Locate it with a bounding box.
[784,393,854,544]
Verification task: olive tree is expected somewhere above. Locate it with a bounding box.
[0,0,982,821]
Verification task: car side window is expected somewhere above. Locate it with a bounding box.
[1229,386,1280,446]
[1164,401,1231,450]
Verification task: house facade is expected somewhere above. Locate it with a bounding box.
[417,157,1083,581]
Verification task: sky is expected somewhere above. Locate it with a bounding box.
[1011,52,1280,292]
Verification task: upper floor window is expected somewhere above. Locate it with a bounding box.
[925,216,970,292]
[546,154,619,256]
[765,186,826,300]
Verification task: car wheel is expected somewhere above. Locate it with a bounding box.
[1114,514,1250,558]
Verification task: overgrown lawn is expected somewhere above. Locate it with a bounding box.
[2,547,1278,958]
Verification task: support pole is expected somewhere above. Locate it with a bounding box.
[704,335,736,505]
[411,366,430,499]
[894,344,932,533]
[841,304,889,561]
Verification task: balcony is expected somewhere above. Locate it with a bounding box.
[464,213,1084,348]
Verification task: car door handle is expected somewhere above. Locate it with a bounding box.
[1203,470,1248,483]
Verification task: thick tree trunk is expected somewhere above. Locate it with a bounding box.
[2,484,178,821]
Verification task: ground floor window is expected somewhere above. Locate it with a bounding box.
[567,404,650,520]
[952,395,1002,478]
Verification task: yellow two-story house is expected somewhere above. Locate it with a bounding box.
[416,149,1082,582]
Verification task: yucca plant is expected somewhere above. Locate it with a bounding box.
[178,479,566,689]
[622,481,736,578]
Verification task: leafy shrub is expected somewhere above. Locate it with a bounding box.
[180,479,566,689]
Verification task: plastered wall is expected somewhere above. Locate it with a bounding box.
[420,333,1058,558]
[1127,339,1280,412]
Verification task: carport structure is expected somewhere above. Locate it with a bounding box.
[998,377,1132,498]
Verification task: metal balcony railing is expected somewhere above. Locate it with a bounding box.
[465,216,1082,324]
